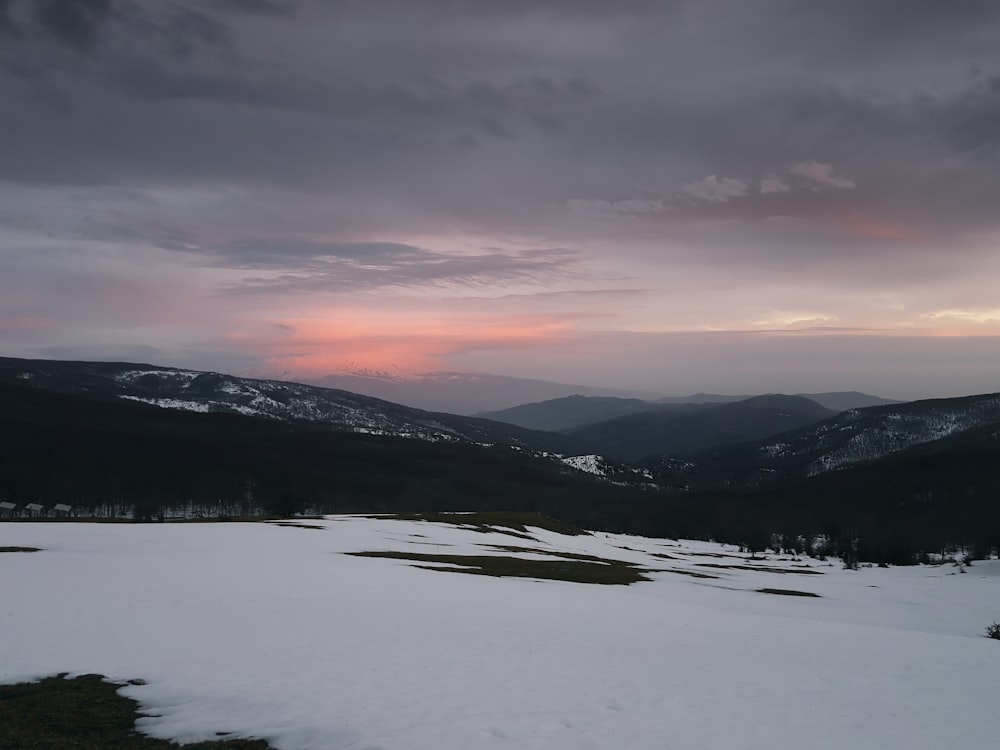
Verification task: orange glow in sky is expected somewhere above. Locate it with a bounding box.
[840,214,921,242]
[235,312,580,377]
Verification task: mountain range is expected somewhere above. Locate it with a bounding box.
[477,391,900,432]
[660,392,1000,489]
[1,355,997,562]
[564,394,838,462]
[303,370,660,415]
[0,357,585,456]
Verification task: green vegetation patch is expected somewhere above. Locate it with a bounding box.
[0,674,275,750]
[485,544,620,563]
[347,550,647,585]
[181,515,323,524]
[684,551,736,558]
[652,568,721,579]
[756,588,821,597]
[695,563,824,575]
[368,511,587,537]
[266,521,326,530]
[0,546,41,553]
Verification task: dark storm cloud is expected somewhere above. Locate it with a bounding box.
[0,0,229,79]
[0,0,13,32]
[33,0,112,51]
[2,1,999,250]
[216,0,293,16]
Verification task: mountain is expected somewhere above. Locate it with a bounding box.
[661,392,1000,489]
[0,357,586,456]
[564,394,836,462]
[0,379,659,519]
[481,391,899,433]
[795,391,903,411]
[303,370,661,415]
[656,393,742,404]
[657,391,901,411]
[477,395,688,432]
[670,433,1000,564]
[3,356,998,564]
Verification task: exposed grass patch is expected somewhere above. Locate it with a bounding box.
[182,515,324,524]
[684,551,736,558]
[265,522,326,530]
[485,545,620,563]
[695,563,824,575]
[986,621,1000,640]
[347,550,647,585]
[652,568,721,579]
[0,546,41,553]
[369,511,587,537]
[757,588,821,597]
[0,674,275,750]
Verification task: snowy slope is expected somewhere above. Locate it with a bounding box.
[0,357,585,455]
[800,394,1000,474]
[2,517,998,750]
[672,392,1000,486]
[559,454,656,485]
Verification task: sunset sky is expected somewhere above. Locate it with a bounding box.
[2,0,999,401]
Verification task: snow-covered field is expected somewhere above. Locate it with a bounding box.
[2,516,998,749]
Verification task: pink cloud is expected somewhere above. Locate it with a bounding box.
[220,311,588,378]
[0,314,53,334]
[839,214,920,241]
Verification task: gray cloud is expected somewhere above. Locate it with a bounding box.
[451,328,1000,401]
[0,0,13,32]
[217,239,425,267]
[2,2,995,206]
[220,241,582,294]
[32,0,112,51]
[216,0,293,16]
[28,342,164,362]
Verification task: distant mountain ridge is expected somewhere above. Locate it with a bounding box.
[304,370,660,415]
[659,391,902,410]
[477,395,682,432]
[653,392,1000,489]
[3,356,999,564]
[479,391,900,432]
[564,394,837,462]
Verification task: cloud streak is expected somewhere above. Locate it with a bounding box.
[209,241,583,294]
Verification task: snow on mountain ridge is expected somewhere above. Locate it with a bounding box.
[112,369,469,442]
[758,395,1000,476]
[560,454,656,485]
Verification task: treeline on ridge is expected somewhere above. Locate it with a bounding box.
[2,383,998,565]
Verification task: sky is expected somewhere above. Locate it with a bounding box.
[1,0,999,401]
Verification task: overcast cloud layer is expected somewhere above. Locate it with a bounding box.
[2,0,999,400]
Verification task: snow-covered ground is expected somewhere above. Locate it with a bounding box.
[2,516,998,749]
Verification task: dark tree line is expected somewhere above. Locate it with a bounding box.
[2,383,997,564]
